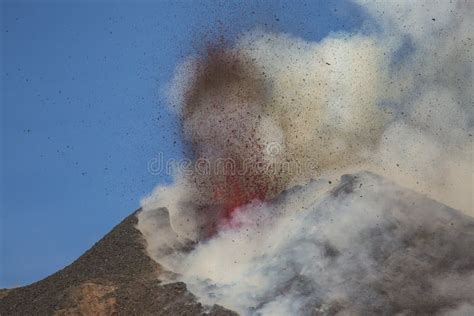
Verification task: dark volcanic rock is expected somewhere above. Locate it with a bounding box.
[0,211,237,315]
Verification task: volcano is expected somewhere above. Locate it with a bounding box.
[137,171,474,315]
[2,172,472,315]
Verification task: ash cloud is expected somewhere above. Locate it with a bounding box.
[139,0,473,315]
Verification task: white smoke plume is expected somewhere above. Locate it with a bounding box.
[356,0,473,214]
[138,0,473,315]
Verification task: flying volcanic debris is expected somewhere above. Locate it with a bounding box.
[138,0,473,315]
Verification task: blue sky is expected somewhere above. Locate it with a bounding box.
[1,0,367,287]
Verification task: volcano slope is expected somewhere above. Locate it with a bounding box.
[0,211,236,315]
[1,172,473,315]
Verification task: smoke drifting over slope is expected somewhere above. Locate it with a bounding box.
[139,0,473,315]
[140,172,474,315]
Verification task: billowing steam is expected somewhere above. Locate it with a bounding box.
[138,0,473,315]
[140,172,474,315]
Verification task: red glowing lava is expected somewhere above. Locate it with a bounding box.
[213,174,268,224]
